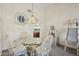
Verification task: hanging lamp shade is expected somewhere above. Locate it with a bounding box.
[28,3,38,24]
[29,14,37,24]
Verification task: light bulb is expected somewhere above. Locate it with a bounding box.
[29,15,37,24]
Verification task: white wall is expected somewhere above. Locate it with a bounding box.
[44,4,79,45]
[1,3,79,50]
[0,17,2,55]
[0,3,48,50]
[0,4,3,55]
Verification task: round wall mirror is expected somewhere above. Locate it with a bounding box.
[16,12,28,25]
[17,15,25,24]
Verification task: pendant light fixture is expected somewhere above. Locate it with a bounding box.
[28,3,38,24]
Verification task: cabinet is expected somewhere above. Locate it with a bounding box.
[33,24,40,38]
[33,27,40,38]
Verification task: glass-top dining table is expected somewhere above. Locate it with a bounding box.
[22,38,42,56]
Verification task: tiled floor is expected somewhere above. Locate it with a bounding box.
[49,46,75,56]
[1,45,76,56]
[1,49,13,56]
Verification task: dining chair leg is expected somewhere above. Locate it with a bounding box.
[77,49,79,56]
[64,45,66,51]
[0,50,2,56]
[64,41,67,51]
